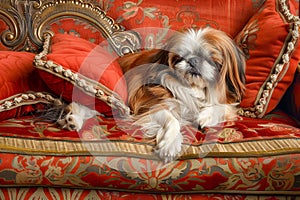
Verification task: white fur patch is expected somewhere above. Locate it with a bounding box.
[134,109,183,163]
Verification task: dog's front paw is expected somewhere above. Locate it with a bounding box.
[196,105,225,128]
[154,123,183,163]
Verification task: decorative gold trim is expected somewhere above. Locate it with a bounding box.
[34,33,131,116]
[0,0,141,54]
[1,186,300,196]
[0,92,62,112]
[240,0,300,118]
[0,134,300,159]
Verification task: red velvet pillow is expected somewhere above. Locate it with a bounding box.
[235,0,300,118]
[0,51,50,120]
[35,34,128,116]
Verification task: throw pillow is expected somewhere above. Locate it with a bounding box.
[235,0,300,118]
[34,34,128,116]
[0,51,51,120]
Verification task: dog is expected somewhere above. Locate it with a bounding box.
[39,101,99,132]
[117,27,246,162]
[56,102,100,131]
[49,27,245,162]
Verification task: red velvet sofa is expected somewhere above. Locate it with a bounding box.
[0,0,300,199]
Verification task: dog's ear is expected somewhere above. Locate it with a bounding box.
[118,49,168,73]
[151,49,170,65]
[223,44,246,103]
[206,30,246,103]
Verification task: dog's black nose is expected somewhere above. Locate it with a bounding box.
[188,57,202,68]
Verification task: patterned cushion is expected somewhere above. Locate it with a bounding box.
[235,0,300,118]
[0,111,298,193]
[34,34,128,116]
[1,0,300,197]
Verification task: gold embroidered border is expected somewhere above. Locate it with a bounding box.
[1,186,300,196]
[1,136,300,159]
[0,92,62,112]
[240,0,300,118]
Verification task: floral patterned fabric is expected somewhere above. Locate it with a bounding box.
[0,0,300,198]
[0,111,299,194]
[44,0,266,49]
[0,187,298,200]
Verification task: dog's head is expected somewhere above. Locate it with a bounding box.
[57,102,99,131]
[154,28,246,104]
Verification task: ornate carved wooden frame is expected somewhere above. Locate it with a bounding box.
[0,0,141,55]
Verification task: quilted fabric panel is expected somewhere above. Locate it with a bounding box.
[0,52,50,120]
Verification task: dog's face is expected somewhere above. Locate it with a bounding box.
[167,29,220,87]
[57,102,99,131]
[161,28,246,104]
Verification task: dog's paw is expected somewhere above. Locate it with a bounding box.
[155,137,183,163]
[196,105,226,128]
[154,123,183,163]
[197,115,212,128]
[136,109,184,163]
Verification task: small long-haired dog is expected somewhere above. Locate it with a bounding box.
[38,101,99,131]
[118,27,246,162]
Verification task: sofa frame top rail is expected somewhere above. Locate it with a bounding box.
[0,0,141,55]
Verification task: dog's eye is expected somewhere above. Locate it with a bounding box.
[69,124,76,130]
[67,116,73,122]
[171,55,184,65]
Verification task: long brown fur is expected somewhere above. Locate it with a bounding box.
[117,28,245,162]
[118,49,173,115]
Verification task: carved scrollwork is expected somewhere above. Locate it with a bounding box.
[111,30,142,55]
[0,0,28,51]
[0,0,141,54]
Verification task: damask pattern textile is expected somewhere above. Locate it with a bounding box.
[0,111,298,194]
[0,0,299,198]
[0,188,298,200]
[45,0,266,48]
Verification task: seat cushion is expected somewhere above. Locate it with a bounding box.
[0,110,299,194]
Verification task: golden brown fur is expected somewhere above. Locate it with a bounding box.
[117,28,245,162]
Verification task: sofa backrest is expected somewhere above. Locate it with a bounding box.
[106,0,266,49]
[0,0,299,51]
[0,0,141,55]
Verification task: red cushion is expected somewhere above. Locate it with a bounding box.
[235,0,300,117]
[36,34,127,115]
[0,51,49,120]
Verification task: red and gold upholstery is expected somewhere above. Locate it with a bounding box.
[0,0,299,199]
